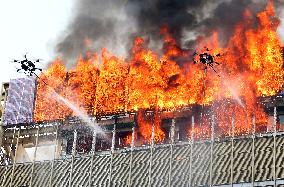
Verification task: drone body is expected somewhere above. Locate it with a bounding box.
[192,48,221,75]
[13,55,42,76]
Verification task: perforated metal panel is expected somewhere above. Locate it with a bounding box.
[3,77,36,125]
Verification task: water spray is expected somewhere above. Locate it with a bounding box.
[49,90,106,137]
[13,55,106,137]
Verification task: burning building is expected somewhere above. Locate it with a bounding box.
[0,0,284,187]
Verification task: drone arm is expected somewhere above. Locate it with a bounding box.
[32,72,48,86]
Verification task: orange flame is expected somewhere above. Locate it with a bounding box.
[34,1,283,142]
[137,109,165,143]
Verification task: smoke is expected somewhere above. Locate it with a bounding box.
[132,0,284,48]
[56,0,283,62]
[56,0,137,65]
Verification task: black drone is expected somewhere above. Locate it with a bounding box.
[192,48,221,75]
[13,54,42,76]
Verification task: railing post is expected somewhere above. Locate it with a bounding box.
[168,117,175,187]
[9,127,20,187]
[148,112,155,187]
[1,127,16,187]
[128,118,136,187]
[108,123,116,187]
[188,116,194,187]
[251,115,255,187]
[48,124,58,187]
[230,113,235,187]
[88,128,97,187]
[209,115,215,187]
[68,129,77,187]
[29,125,40,187]
[273,107,277,187]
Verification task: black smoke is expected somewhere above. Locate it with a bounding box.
[127,0,206,40]
[56,0,281,62]
[130,0,267,48]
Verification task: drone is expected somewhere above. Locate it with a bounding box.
[192,48,221,75]
[13,54,43,76]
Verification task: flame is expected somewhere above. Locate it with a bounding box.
[187,115,211,141]
[123,134,132,146]
[137,109,165,143]
[34,1,283,142]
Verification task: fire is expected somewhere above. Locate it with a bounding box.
[123,134,132,146]
[96,49,128,114]
[137,109,165,143]
[34,1,283,141]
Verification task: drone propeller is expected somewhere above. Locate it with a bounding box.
[34,58,43,63]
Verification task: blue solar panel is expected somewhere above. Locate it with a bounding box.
[3,77,36,125]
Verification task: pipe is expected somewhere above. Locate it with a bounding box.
[4,126,56,137]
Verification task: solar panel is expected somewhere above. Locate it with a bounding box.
[3,77,36,125]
